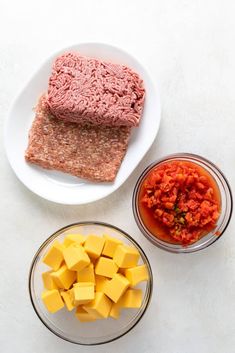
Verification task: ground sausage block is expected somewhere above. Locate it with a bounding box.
[25,96,131,182]
[47,52,145,127]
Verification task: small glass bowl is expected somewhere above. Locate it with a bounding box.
[133,153,233,253]
[29,222,153,345]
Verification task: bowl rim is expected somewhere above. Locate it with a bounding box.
[28,221,153,345]
[132,152,233,253]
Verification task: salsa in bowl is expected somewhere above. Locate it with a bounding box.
[133,153,232,253]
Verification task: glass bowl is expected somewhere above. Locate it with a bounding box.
[133,153,233,253]
[29,222,153,345]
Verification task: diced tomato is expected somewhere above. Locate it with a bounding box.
[196,182,205,190]
[186,175,194,186]
[187,199,199,210]
[139,160,221,246]
[155,209,163,217]
[163,202,173,210]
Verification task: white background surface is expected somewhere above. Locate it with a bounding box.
[0,1,235,352]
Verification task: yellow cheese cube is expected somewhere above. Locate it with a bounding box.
[102,235,123,258]
[95,257,118,278]
[42,241,64,271]
[83,292,112,319]
[103,274,129,303]
[84,235,105,259]
[109,302,121,319]
[77,263,95,283]
[63,244,90,271]
[42,270,58,290]
[61,290,75,311]
[113,245,140,268]
[95,275,109,292]
[75,306,97,322]
[121,289,142,308]
[41,289,64,313]
[63,234,86,247]
[51,264,76,290]
[124,264,149,287]
[72,282,95,305]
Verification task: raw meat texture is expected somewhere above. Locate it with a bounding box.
[25,96,131,182]
[47,52,145,127]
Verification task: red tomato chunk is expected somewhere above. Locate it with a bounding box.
[139,161,221,245]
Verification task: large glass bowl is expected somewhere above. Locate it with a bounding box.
[133,153,233,253]
[29,222,153,345]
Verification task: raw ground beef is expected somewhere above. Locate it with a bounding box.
[47,52,145,127]
[25,96,131,182]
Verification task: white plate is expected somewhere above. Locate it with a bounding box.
[4,43,161,205]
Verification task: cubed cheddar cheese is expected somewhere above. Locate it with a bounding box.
[75,306,97,322]
[63,234,86,247]
[120,289,142,308]
[102,235,123,258]
[113,245,140,268]
[84,235,105,259]
[42,241,64,271]
[61,290,75,311]
[95,257,118,278]
[41,289,64,313]
[83,292,112,319]
[72,282,95,305]
[51,264,76,290]
[109,302,121,319]
[63,244,90,271]
[103,274,129,303]
[124,264,149,287]
[77,263,95,283]
[42,270,58,290]
[95,275,109,292]
[41,232,147,320]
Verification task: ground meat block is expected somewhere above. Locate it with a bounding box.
[47,52,145,127]
[25,96,131,182]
